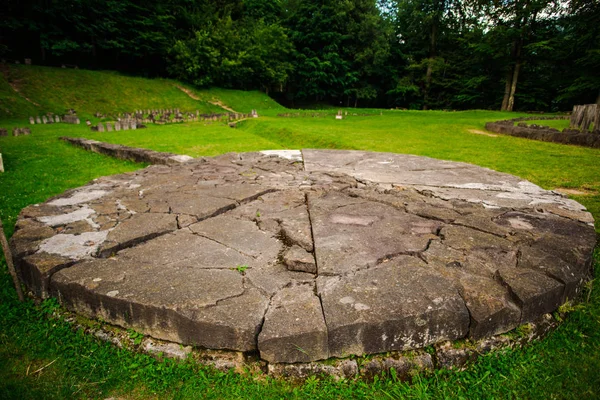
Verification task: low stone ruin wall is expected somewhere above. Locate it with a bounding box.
[485,116,600,149]
[97,109,255,126]
[277,111,379,118]
[61,137,193,165]
[0,127,31,137]
[29,114,80,125]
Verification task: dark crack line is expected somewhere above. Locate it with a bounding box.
[368,248,431,272]
[209,288,248,309]
[406,166,473,172]
[492,271,524,323]
[96,229,177,258]
[189,231,257,259]
[304,192,319,276]
[187,204,238,223]
[327,201,373,212]
[516,250,572,293]
[450,222,509,239]
[412,187,514,207]
[413,212,456,224]
[316,290,331,359]
[228,188,279,205]
[254,291,278,353]
[341,188,410,213]
[455,289,473,339]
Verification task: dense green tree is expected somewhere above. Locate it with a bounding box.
[283,0,391,106]
[167,16,293,90]
[0,0,597,110]
[557,0,600,106]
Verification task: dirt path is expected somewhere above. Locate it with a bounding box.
[209,100,237,113]
[175,85,237,113]
[468,129,497,137]
[553,187,597,196]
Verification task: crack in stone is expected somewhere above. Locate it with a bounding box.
[412,212,455,224]
[183,204,237,223]
[96,227,176,258]
[454,289,473,339]
[515,248,577,291]
[209,288,248,309]
[492,271,524,323]
[407,166,473,172]
[342,188,410,213]
[450,222,508,239]
[304,192,318,276]
[372,250,429,269]
[189,231,258,259]
[255,291,278,353]
[17,150,595,365]
[234,188,279,205]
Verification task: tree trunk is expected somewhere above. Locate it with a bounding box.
[501,69,512,111]
[423,24,437,110]
[423,2,442,110]
[506,60,521,111]
[423,59,433,110]
[596,88,600,105]
[354,96,358,108]
[504,35,523,112]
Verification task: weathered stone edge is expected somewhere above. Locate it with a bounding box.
[484,118,600,148]
[57,302,559,381]
[60,137,194,165]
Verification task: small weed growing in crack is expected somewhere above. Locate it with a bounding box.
[128,329,144,346]
[256,210,261,218]
[554,300,582,322]
[235,264,248,274]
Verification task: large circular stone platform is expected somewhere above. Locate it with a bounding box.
[12,150,596,364]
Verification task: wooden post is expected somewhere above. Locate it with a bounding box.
[593,106,600,133]
[570,105,584,129]
[0,217,24,301]
[581,105,593,132]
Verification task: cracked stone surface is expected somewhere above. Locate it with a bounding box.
[12,150,597,364]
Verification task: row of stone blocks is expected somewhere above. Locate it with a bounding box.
[29,115,81,124]
[485,116,600,149]
[93,121,142,132]
[113,110,256,123]
[0,127,31,137]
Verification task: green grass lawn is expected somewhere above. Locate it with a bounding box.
[1,67,599,399]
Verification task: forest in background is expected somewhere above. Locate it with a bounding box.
[1,0,598,111]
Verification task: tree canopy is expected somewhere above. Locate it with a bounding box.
[1,0,597,110]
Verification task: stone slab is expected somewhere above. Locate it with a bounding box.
[51,257,269,351]
[258,284,329,362]
[319,256,470,358]
[309,190,441,276]
[98,213,178,257]
[11,150,596,364]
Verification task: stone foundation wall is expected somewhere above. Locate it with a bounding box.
[485,116,600,148]
[60,137,193,165]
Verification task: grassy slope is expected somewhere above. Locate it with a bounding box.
[203,87,286,114]
[0,65,226,120]
[1,66,599,399]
